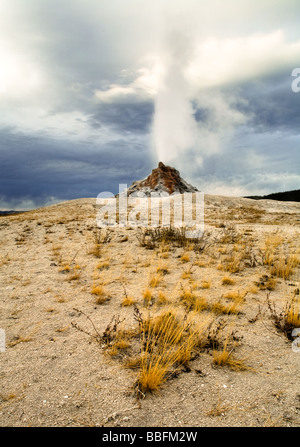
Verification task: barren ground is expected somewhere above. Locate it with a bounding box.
[0,194,300,427]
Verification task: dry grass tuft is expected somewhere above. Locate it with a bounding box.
[121,296,135,307]
[143,288,154,306]
[180,253,190,263]
[156,262,170,276]
[135,308,209,394]
[212,327,249,371]
[91,284,110,305]
[213,348,248,371]
[222,276,235,286]
[149,273,163,288]
[179,288,209,313]
[157,290,168,305]
[200,280,211,289]
[210,298,243,315]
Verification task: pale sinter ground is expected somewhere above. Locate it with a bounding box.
[0,193,300,427]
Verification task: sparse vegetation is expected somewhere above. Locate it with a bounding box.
[2,194,300,426]
[156,262,169,275]
[137,226,208,251]
[87,228,111,257]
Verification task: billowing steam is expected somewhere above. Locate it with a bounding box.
[151,26,250,172]
[151,30,198,164]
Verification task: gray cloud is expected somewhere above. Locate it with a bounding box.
[89,101,154,134]
[229,73,300,134]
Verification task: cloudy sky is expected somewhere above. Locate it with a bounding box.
[0,0,299,209]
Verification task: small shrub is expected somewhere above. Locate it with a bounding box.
[224,290,247,302]
[270,253,299,280]
[221,252,244,273]
[181,265,194,279]
[137,226,208,251]
[97,260,110,271]
[68,265,81,281]
[218,225,241,244]
[267,294,300,340]
[121,283,135,306]
[71,309,124,350]
[87,229,111,257]
[59,264,71,273]
[212,328,247,371]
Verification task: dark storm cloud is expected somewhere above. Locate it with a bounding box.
[0,128,154,208]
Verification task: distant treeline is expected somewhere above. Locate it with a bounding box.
[245,189,300,203]
[0,210,25,216]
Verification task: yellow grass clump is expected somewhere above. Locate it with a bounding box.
[180,253,190,263]
[91,284,109,304]
[136,309,210,394]
[222,276,235,286]
[143,288,154,305]
[179,288,209,313]
[121,296,135,307]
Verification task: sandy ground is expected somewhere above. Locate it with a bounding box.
[0,194,300,427]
